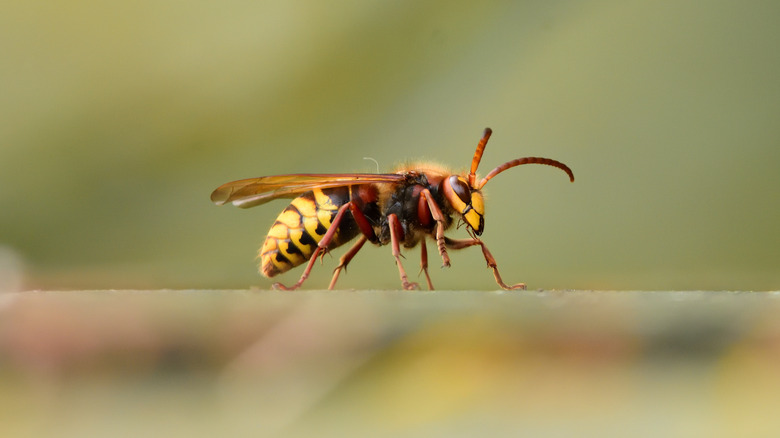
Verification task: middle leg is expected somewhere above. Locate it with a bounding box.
[388,214,418,290]
[418,236,435,290]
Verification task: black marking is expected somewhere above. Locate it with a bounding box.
[323,186,350,206]
[298,229,317,247]
[274,251,291,266]
[314,221,328,236]
[283,239,304,257]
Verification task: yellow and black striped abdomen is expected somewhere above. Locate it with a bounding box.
[259,187,358,277]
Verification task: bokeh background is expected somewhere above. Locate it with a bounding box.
[3,3,780,437]
[2,0,779,291]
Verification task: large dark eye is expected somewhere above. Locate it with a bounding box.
[448,176,471,205]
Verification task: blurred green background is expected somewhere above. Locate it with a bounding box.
[1,0,778,291]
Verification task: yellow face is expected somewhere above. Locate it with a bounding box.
[465,190,485,234]
[444,175,485,235]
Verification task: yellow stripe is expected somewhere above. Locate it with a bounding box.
[317,208,333,230]
[291,197,318,217]
[258,238,292,275]
[277,209,301,228]
[313,189,338,210]
[267,223,289,239]
[269,252,289,272]
[278,241,305,265]
[288,228,315,258]
[303,215,324,241]
[259,237,278,256]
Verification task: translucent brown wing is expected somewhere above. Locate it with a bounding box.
[211,173,405,208]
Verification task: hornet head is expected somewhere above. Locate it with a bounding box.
[441,128,575,236]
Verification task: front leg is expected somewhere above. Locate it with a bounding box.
[420,189,450,267]
[444,237,526,290]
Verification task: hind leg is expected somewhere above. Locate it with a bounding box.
[388,214,418,290]
[328,235,368,290]
[273,203,353,290]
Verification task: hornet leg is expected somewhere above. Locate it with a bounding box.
[420,189,451,267]
[328,235,368,290]
[388,214,418,290]
[328,202,379,289]
[444,237,526,290]
[273,202,353,291]
[418,236,435,290]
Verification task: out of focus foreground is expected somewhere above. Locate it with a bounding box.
[1,290,779,437]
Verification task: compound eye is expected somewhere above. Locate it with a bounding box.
[448,175,471,205]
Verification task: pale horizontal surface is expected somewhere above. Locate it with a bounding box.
[2,290,779,437]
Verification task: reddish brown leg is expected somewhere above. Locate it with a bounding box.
[327,202,380,289]
[420,189,450,267]
[273,203,353,291]
[418,236,435,290]
[388,214,418,290]
[328,235,368,290]
[444,237,526,290]
[349,202,379,243]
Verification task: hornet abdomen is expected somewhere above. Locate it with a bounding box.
[259,186,365,277]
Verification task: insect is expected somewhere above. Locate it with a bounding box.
[211,128,574,290]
